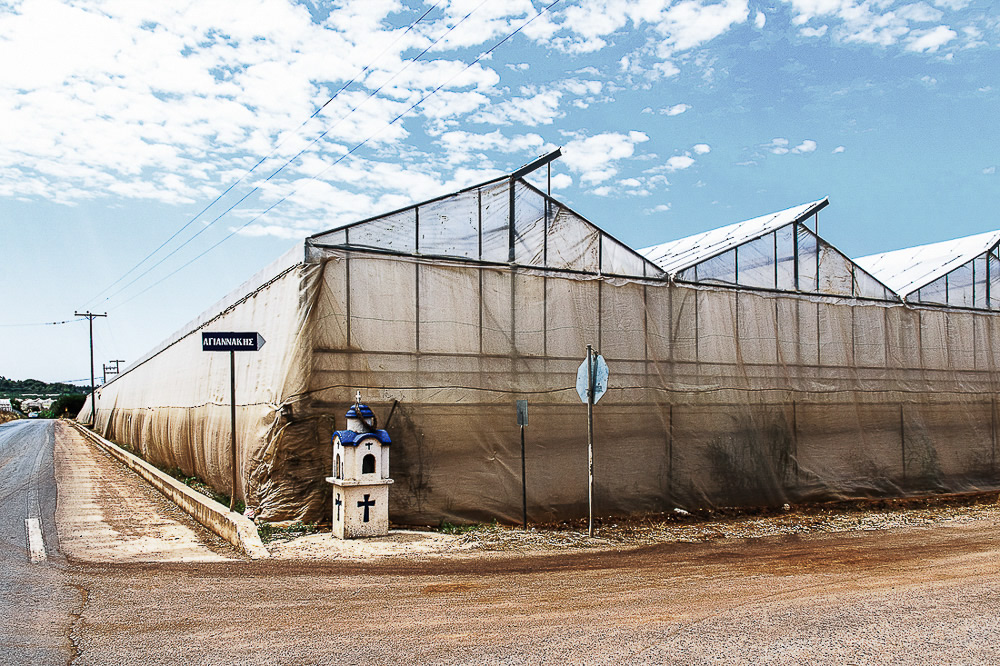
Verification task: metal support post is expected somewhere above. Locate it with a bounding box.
[230,350,238,511]
[74,311,106,427]
[520,424,527,530]
[587,344,595,537]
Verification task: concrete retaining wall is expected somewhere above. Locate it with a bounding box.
[69,421,269,559]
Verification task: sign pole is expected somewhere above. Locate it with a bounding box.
[229,349,238,511]
[516,399,528,530]
[202,332,265,513]
[520,424,527,530]
[587,344,594,537]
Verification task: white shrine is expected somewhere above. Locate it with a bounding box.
[326,393,393,539]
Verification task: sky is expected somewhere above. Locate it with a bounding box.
[2,0,998,384]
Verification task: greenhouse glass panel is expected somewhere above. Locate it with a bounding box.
[314,228,346,245]
[544,207,601,272]
[775,225,796,291]
[416,189,481,258]
[853,266,894,301]
[736,233,776,289]
[693,248,736,285]
[947,263,974,308]
[602,234,653,277]
[481,180,512,263]
[973,254,988,308]
[797,225,817,292]
[916,274,949,306]
[343,208,417,253]
[991,251,1000,310]
[513,182,547,267]
[817,242,854,296]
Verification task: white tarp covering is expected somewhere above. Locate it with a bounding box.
[80,179,1000,525]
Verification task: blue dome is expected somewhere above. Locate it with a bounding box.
[346,403,375,419]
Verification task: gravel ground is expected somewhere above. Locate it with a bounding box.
[267,492,1000,561]
[449,493,1000,553]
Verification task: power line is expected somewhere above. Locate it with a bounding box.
[95,2,487,310]
[108,1,561,310]
[0,318,85,328]
[80,2,443,310]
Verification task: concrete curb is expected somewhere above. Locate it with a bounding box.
[68,421,270,559]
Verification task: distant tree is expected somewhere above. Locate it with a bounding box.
[43,394,87,419]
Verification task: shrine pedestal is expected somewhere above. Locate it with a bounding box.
[326,478,393,539]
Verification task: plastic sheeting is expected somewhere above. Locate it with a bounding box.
[81,181,1000,525]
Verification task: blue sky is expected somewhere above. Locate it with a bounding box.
[2,0,997,383]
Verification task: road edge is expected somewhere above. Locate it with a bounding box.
[67,421,270,559]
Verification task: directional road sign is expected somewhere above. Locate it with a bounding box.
[202,332,266,352]
[576,353,609,404]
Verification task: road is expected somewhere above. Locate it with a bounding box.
[2,419,1000,664]
[0,419,79,663]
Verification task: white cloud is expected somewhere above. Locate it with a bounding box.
[792,139,817,153]
[644,203,672,214]
[766,138,816,155]
[932,0,969,9]
[437,130,547,164]
[471,88,564,126]
[906,25,957,52]
[832,145,846,153]
[897,3,944,23]
[562,131,650,185]
[985,166,997,175]
[800,25,829,37]
[665,155,696,171]
[662,103,691,116]
[755,11,766,29]
[692,143,711,154]
[767,138,790,155]
[554,0,748,73]
[921,75,938,85]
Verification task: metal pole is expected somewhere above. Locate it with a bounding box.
[89,316,95,424]
[587,344,594,537]
[521,424,527,530]
[75,311,106,428]
[230,350,238,511]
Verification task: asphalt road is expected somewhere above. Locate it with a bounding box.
[3,420,1000,665]
[0,419,79,664]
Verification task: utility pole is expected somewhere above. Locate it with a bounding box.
[74,311,106,427]
[102,364,109,385]
[110,359,124,375]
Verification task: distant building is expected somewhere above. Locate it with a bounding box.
[0,399,13,412]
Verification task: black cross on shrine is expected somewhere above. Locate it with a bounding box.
[358,494,375,522]
[335,493,342,521]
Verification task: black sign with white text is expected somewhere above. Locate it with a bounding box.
[201,331,266,352]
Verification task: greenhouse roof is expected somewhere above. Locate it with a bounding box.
[637,198,828,275]
[307,165,664,279]
[855,230,1000,298]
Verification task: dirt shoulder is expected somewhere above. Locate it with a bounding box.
[267,491,1000,561]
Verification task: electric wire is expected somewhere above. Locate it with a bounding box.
[79,2,441,309]
[97,1,489,310]
[107,0,563,311]
[0,318,85,327]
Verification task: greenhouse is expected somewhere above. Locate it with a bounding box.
[857,231,1000,310]
[82,154,1000,525]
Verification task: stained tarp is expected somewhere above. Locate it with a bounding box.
[81,179,1000,525]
